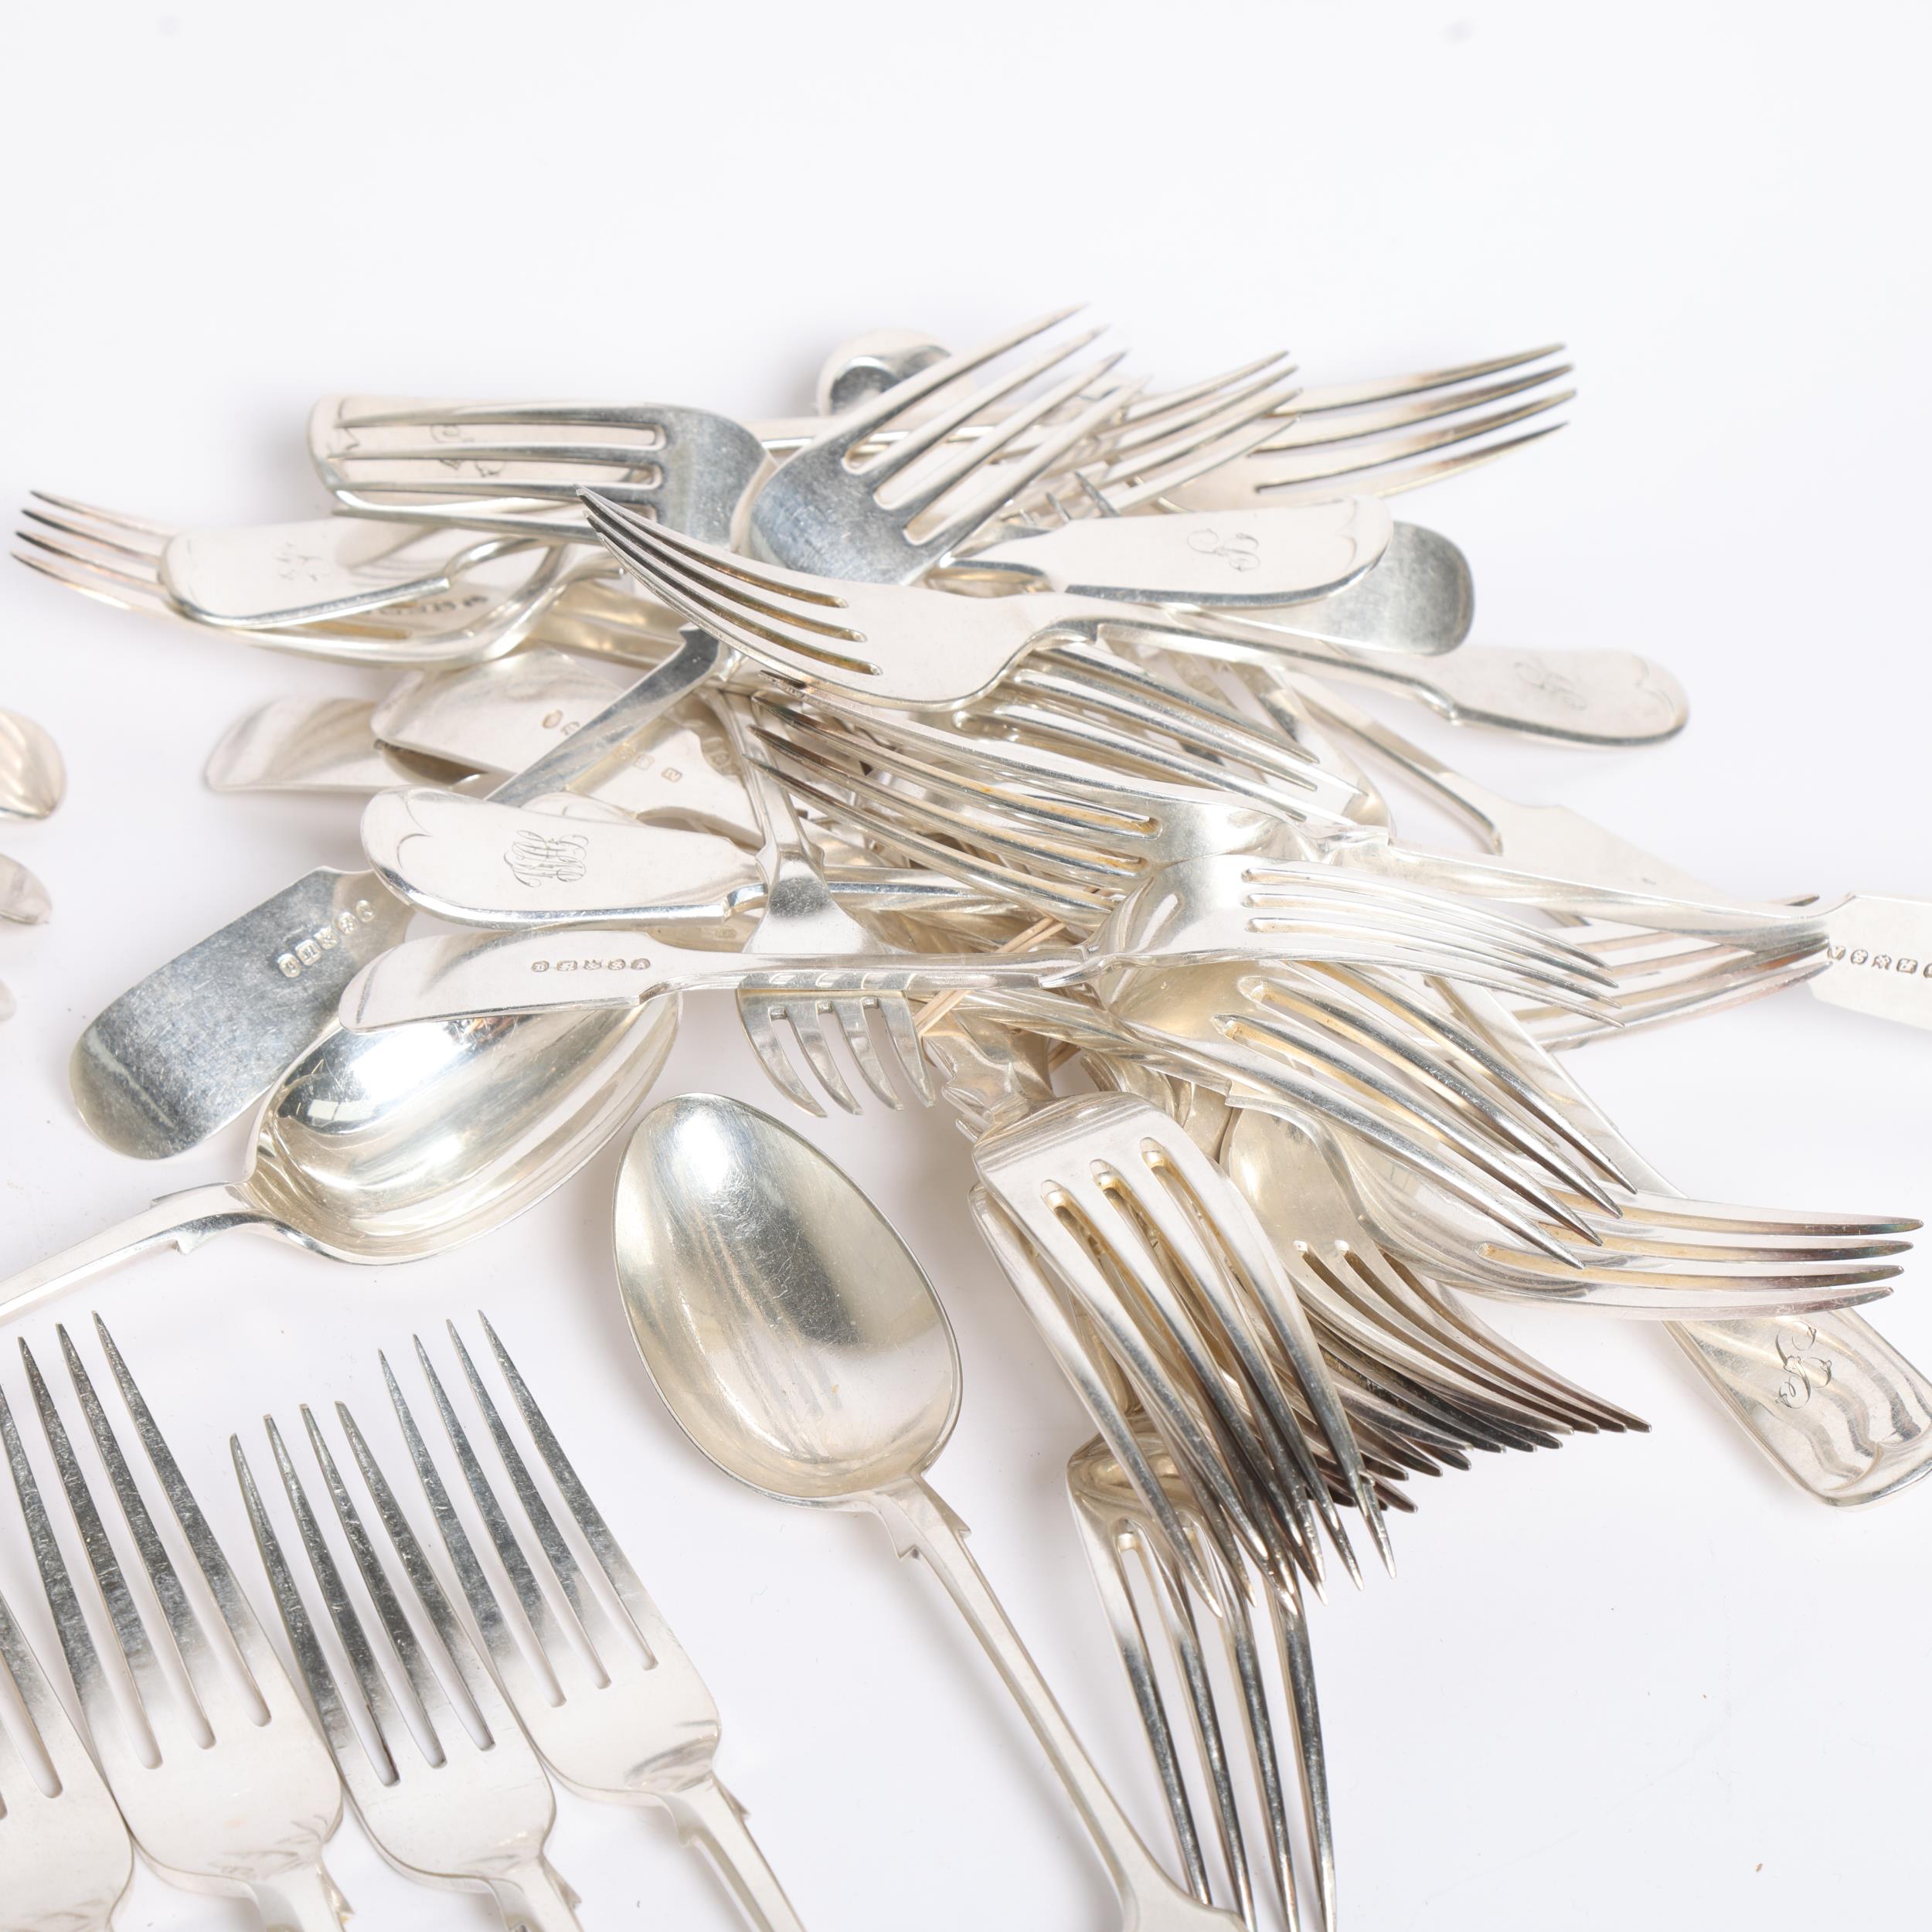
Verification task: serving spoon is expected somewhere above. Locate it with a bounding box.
[0,998,677,1324]
[612,1092,1240,1932]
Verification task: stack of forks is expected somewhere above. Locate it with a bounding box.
[9,307,1930,1930]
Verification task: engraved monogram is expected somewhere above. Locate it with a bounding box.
[1774,1324,1835,1409]
[1511,659,1590,711]
[505,830,590,888]
[272,541,324,584]
[275,900,379,979]
[427,421,505,477]
[1185,528,1262,571]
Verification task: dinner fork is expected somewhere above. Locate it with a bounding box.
[386,1319,808,1932]
[0,1582,134,1932]
[715,689,933,1115]
[1068,1434,1329,1932]
[581,493,1690,743]
[236,1406,583,1930]
[971,1091,1391,1591]
[0,1318,350,1930]
[14,495,675,669]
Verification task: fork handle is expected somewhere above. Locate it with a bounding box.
[659,1774,808,1932]
[247,1860,352,1931]
[487,1855,587,1932]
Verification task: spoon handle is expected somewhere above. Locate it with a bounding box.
[0,1183,267,1324]
[659,1774,808,1932]
[870,1478,1232,1929]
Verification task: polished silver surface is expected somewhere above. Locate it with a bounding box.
[384,1320,807,1932]
[0,709,63,822]
[66,631,718,1161]
[0,1580,134,1932]
[586,492,1689,742]
[237,1405,583,1930]
[614,1094,1240,1931]
[206,696,465,794]
[0,852,50,925]
[0,998,677,1321]
[1,1319,349,1930]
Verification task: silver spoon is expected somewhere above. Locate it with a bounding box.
[0,999,676,1324]
[2,852,50,925]
[612,1093,1240,1932]
[0,709,64,821]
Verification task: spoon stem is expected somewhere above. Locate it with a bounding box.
[246,1859,352,1932]
[869,1477,1231,1929]
[658,1773,808,1932]
[0,1182,267,1324]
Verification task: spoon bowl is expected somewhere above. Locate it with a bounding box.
[0,1000,679,1321]
[613,1092,958,1502]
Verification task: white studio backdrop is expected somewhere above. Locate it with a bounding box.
[1,3,1927,1928]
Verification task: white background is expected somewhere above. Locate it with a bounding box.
[2,4,1929,1928]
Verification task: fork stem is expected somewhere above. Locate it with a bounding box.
[487,1855,588,1932]
[869,1478,1237,1930]
[247,1859,352,1932]
[658,1774,808,1932]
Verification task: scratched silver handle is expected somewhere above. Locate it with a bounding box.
[1668,1310,1932,1507]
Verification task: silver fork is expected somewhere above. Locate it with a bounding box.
[971,1091,1392,1594]
[0,1582,134,1932]
[236,1403,584,1930]
[0,1318,350,1930]
[744,307,1143,580]
[717,687,933,1115]
[386,1318,808,1932]
[1068,1434,1329,1932]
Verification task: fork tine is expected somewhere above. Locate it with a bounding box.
[875,993,937,1104]
[87,1317,283,1703]
[445,1326,610,1649]
[1256,362,1572,452]
[0,1377,130,1761]
[737,995,833,1117]
[1247,394,1571,493]
[770,999,861,1114]
[298,1405,462,1748]
[1295,344,1566,413]
[864,328,1111,486]
[26,490,176,539]
[379,1352,553,1708]
[400,1342,593,1679]
[19,505,166,564]
[13,531,168,607]
[832,998,906,1109]
[913,376,1141,553]
[829,305,1087,442]
[1112,353,1300,452]
[233,1431,383,1778]
[1065,1474,1224,1913]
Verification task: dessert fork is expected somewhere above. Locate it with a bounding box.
[236,1406,583,1930]
[0,1318,351,1930]
[386,1320,807,1932]
[0,1582,134,1932]
[582,494,1689,743]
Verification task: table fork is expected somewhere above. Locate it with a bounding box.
[0,1318,350,1930]
[0,1582,134,1932]
[582,494,1689,743]
[236,1406,583,1930]
[1068,1434,1329,1932]
[714,688,933,1115]
[384,1319,808,1932]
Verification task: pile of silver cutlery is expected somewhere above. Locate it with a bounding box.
[5,308,1928,1929]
